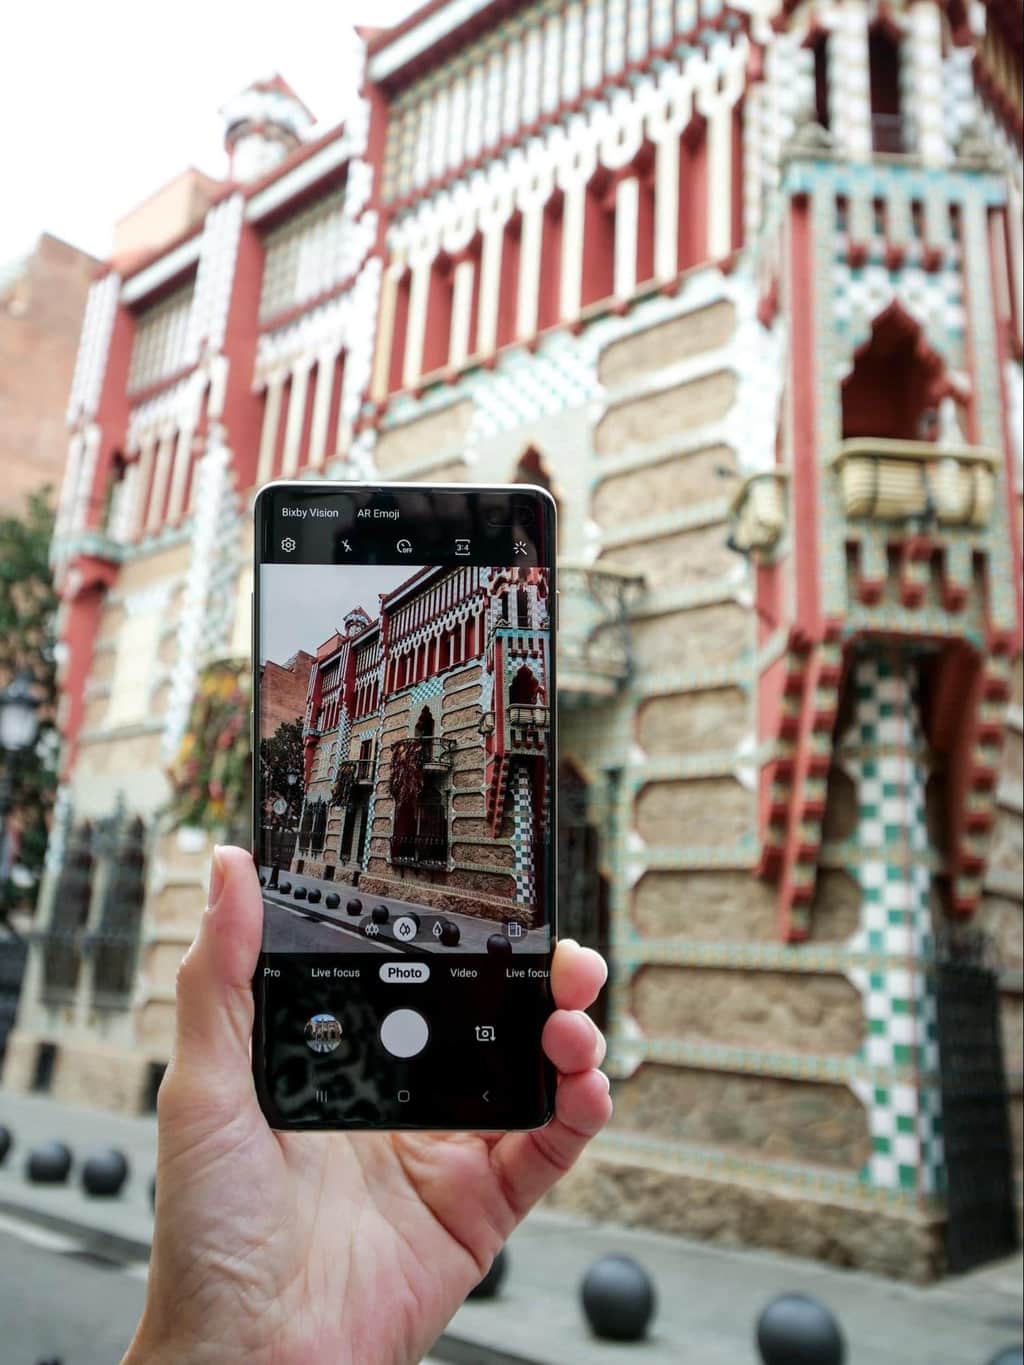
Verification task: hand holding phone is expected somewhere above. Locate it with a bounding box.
[124,845,611,1365]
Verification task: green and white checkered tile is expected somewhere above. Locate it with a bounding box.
[845,654,945,1196]
[409,676,445,705]
[510,764,537,910]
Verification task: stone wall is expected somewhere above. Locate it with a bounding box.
[638,687,747,754]
[633,967,865,1054]
[595,372,737,454]
[546,1151,945,1282]
[598,300,736,387]
[610,1065,871,1170]
[592,444,736,524]
[374,400,474,473]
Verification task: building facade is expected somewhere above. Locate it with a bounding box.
[0,233,98,510]
[4,2,1022,1278]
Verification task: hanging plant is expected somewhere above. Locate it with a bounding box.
[389,739,425,807]
[168,660,251,834]
[332,760,357,808]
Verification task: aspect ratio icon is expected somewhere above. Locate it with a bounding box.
[397,538,413,554]
[454,538,471,556]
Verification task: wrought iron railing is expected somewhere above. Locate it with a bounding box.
[557,563,646,701]
[392,736,457,771]
[390,831,448,867]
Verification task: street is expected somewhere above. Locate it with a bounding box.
[260,868,551,956]
[262,894,400,953]
[0,1217,146,1364]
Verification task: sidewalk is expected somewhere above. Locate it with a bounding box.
[1,1089,1021,1363]
[260,864,551,954]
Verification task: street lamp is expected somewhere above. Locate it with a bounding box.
[0,671,41,755]
[267,770,301,889]
[0,670,42,930]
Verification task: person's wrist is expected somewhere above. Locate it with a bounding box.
[122,1318,211,1365]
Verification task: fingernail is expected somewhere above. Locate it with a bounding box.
[598,1071,611,1091]
[208,846,226,909]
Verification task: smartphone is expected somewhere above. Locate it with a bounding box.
[251,482,557,1130]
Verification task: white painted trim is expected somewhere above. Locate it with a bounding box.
[121,236,201,305]
[367,0,495,83]
[245,137,350,223]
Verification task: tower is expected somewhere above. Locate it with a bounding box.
[222,75,314,183]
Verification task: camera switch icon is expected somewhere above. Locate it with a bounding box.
[475,1025,496,1043]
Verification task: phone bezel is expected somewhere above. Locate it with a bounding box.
[251,480,558,1132]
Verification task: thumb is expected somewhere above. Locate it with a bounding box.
[165,845,262,1104]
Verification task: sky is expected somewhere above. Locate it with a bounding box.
[259,562,422,666]
[1,0,422,265]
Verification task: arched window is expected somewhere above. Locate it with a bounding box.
[509,664,540,705]
[810,31,830,130]
[869,22,904,153]
[516,586,532,628]
[514,447,561,551]
[842,304,954,442]
[414,706,434,738]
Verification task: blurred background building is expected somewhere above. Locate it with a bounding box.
[0,234,98,509]
[2,0,1021,1281]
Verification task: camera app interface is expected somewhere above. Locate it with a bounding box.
[254,487,555,1129]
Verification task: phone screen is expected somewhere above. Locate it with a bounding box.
[252,483,557,1129]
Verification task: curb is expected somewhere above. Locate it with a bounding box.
[0,1195,152,1265]
[430,1336,540,1365]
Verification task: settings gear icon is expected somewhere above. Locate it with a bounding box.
[280,537,297,553]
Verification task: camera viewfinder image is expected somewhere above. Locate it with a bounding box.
[258,562,552,957]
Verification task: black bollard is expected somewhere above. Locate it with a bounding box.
[371,904,390,924]
[325,892,341,909]
[293,885,308,900]
[278,880,292,895]
[26,1141,72,1185]
[438,918,461,947]
[581,1254,656,1342]
[258,872,267,887]
[0,1123,12,1164]
[346,897,363,916]
[756,1293,845,1365]
[81,1148,129,1197]
[988,1350,1024,1365]
[307,888,322,904]
[486,932,512,957]
[468,1245,508,1300]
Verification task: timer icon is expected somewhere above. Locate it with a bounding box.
[281,537,297,553]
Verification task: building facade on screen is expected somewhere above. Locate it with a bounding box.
[283,564,551,925]
[5,1,1022,1277]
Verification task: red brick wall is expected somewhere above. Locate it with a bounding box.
[260,650,314,735]
[0,234,98,511]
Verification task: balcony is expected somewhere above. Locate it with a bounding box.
[392,736,457,773]
[557,563,646,703]
[832,439,998,528]
[508,703,550,751]
[871,113,915,156]
[728,471,788,559]
[390,831,448,868]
